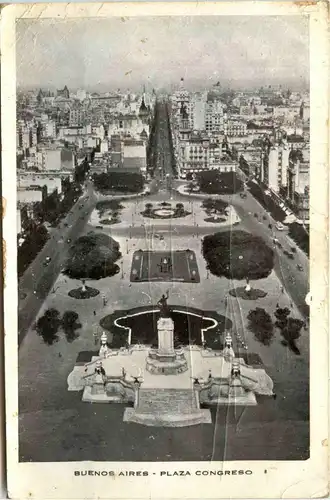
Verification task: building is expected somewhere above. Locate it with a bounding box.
[286,134,306,150]
[57,86,70,99]
[17,120,38,152]
[223,118,247,137]
[178,133,235,177]
[69,108,85,127]
[123,139,147,174]
[37,147,75,172]
[17,187,44,204]
[43,120,57,139]
[18,172,63,194]
[108,114,149,138]
[261,144,290,193]
[17,208,22,235]
[287,158,309,221]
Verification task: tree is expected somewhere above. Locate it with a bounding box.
[278,316,304,354]
[18,223,49,277]
[202,198,228,214]
[202,230,274,280]
[280,318,304,342]
[247,307,274,346]
[63,232,121,283]
[93,171,144,193]
[62,311,81,343]
[96,199,124,213]
[274,307,291,328]
[196,170,244,194]
[175,203,185,216]
[187,182,195,193]
[35,308,61,345]
[288,223,309,256]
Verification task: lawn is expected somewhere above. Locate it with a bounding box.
[130,250,200,283]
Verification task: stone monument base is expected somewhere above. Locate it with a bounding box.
[146,349,188,375]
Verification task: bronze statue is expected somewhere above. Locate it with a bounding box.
[157,290,170,317]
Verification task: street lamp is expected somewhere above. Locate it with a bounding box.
[126,238,129,254]
[121,260,124,279]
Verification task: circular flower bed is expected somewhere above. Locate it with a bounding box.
[154,208,175,217]
[141,208,191,220]
[68,286,100,299]
[229,287,267,300]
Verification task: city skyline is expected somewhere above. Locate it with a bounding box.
[17,16,309,92]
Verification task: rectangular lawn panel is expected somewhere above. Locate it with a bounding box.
[130,250,200,283]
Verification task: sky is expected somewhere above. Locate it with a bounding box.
[16,16,309,92]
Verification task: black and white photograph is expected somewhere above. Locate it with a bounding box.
[2,2,329,499]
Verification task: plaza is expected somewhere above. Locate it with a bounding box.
[18,186,309,461]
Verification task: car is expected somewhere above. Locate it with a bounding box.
[254,213,258,218]
[297,264,303,271]
[64,222,68,227]
[96,225,103,229]
[67,239,71,243]
[240,193,247,199]
[262,215,267,221]
[287,253,294,260]
[283,250,289,256]
[275,222,285,231]
[291,247,297,253]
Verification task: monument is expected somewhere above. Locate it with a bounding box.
[146,291,188,375]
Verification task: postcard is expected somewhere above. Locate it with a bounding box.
[1,2,328,498]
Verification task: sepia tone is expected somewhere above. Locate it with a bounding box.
[2,3,328,499]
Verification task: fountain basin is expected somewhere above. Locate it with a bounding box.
[100,306,232,349]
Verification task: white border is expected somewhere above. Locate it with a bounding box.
[2,3,329,499]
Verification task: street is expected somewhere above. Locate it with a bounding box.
[18,181,97,344]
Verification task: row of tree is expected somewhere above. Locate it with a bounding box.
[92,172,144,194]
[288,222,309,256]
[247,306,304,354]
[196,170,244,195]
[35,308,81,345]
[18,155,92,277]
[18,222,49,277]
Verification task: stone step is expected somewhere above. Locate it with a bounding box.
[137,389,197,414]
[123,408,212,427]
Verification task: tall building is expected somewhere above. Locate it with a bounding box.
[57,85,70,99]
[287,156,309,221]
[261,143,289,193]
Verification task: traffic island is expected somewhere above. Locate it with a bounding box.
[204,216,226,224]
[68,286,100,299]
[229,287,267,300]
